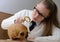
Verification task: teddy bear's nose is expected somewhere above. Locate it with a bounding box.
[20,32,24,36]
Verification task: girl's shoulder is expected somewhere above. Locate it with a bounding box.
[52,25,60,33]
[15,9,32,14]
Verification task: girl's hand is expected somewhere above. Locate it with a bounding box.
[19,40,24,42]
[14,17,24,24]
[27,37,34,42]
[27,35,35,42]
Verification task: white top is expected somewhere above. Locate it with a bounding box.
[1,9,60,42]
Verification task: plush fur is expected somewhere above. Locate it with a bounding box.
[7,23,28,41]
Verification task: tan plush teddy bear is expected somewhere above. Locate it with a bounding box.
[7,23,28,41]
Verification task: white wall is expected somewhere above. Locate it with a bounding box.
[0,0,38,14]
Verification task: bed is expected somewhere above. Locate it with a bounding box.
[0,12,12,39]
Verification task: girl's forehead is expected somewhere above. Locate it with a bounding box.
[36,3,50,17]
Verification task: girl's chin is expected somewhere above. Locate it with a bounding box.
[32,19,39,22]
[32,19,41,23]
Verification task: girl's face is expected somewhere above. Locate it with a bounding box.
[32,2,50,22]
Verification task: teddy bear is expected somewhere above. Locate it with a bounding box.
[7,23,28,42]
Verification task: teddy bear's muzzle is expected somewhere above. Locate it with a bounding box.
[11,32,28,41]
[12,38,20,40]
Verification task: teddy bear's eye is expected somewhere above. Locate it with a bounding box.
[20,32,24,36]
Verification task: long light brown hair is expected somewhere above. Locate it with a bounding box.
[39,0,60,36]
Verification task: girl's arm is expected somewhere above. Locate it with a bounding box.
[34,28,60,42]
